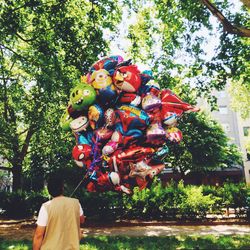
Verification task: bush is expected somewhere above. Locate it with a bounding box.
[0,181,249,220]
[0,190,48,219]
[202,185,223,214]
[76,189,124,221]
[178,186,216,219]
[121,181,249,221]
[216,182,249,217]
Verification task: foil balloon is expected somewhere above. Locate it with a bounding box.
[97,86,117,106]
[102,141,118,155]
[70,116,89,132]
[72,144,92,169]
[89,55,124,75]
[60,55,200,194]
[60,108,73,131]
[94,127,113,141]
[89,69,117,105]
[113,65,142,92]
[166,127,183,143]
[129,162,165,180]
[140,70,153,85]
[104,108,116,127]
[90,69,113,90]
[161,89,199,126]
[117,146,155,163]
[77,131,93,145]
[142,93,162,111]
[102,131,122,155]
[119,93,141,106]
[72,144,92,161]
[70,83,96,111]
[139,80,161,98]
[67,104,83,119]
[74,160,85,168]
[116,105,150,132]
[146,122,165,141]
[161,109,179,126]
[88,104,104,129]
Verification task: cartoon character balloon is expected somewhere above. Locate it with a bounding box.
[60,55,199,194]
[70,83,96,111]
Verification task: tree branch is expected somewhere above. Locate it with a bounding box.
[201,0,250,37]
[18,128,29,137]
[0,166,12,172]
[26,134,70,155]
[20,124,36,162]
[0,47,9,121]
[0,44,29,61]
[0,153,13,165]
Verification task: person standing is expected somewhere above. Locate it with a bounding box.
[33,175,85,250]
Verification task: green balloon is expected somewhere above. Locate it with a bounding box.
[70,84,96,111]
[60,109,73,131]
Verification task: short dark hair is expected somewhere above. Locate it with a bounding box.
[47,175,64,197]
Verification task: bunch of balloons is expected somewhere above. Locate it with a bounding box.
[60,55,199,194]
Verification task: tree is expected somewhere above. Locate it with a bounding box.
[201,0,250,37]
[122,0,249,104]
[122,0,249,167]
[166,111,242,175]
[0,0,247,191]
[228,80,250,119]
[0,0,122,190]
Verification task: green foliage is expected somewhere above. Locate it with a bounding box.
[76,189,124,221]
[0,0,123,190]
[167,111,242,173]
[1,235,250,250]
[0,182,249,220]
[217,182,249,216]
[229,81,250,119]
[178,185,215,219]
[124,0,250,107]
[0,190,48,218]
[121,181,249,221]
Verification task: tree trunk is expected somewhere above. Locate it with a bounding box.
[12,164,22,191]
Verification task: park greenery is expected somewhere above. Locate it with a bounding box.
[1,235,250,250]
[0,0,249,192]
[1,181,249,220]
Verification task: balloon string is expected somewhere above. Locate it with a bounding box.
[113,155,118,172]
[70,172,89,197]
[89,135,101,171]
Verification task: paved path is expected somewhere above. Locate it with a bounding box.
[0,220,249,240]
[82,224,250,237]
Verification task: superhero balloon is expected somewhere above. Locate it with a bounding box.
[60,55,199,194]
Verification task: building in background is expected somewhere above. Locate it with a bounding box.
[0,157,12,192]
[199,88,250,185]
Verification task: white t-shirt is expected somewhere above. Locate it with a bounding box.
[37,200,84,227]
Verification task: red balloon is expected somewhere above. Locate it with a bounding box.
[72,144,92,161]
[113,65,142,92]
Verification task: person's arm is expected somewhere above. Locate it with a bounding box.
[79,203,85,224]
[80,214,86,224]
[33,226,46,250]
[33,204,48,249]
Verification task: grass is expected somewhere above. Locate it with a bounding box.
[0,235,250,250]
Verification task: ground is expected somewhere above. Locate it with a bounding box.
[0,218,249,240]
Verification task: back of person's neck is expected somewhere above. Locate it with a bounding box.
[53,194,64,199]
